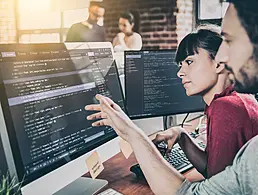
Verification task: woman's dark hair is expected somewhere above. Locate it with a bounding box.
[175,25,223,64]
[120,10,140,33]
[227,0,258,62]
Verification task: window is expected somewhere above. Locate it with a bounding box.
[0,0,16,43]
[18,0,89,43]
[196,0,229,25]
[20,33,60,43]
[63,8,88,28]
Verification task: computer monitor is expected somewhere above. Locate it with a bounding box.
[125,50,205,119]
[0,42,125,194]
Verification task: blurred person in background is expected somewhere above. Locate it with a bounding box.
[113,10,142,51]
[66,1,106,42]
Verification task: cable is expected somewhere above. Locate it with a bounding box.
[195,115,205,134]
[181,113,190,128]
[163,116,168,130]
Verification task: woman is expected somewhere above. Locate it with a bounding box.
[157,25,258,178]
[87,25,258,179]
[113,10,142,51]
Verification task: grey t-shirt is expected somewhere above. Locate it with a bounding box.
[176,135,258,195]
[66,22,106,42]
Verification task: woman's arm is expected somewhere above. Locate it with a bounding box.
[178,132,207,176]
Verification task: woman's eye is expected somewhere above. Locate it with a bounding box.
[225,39,231,44]
[185,60,193,65]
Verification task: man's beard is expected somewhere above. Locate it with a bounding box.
[225,56,258,94]
[233,68,258,94]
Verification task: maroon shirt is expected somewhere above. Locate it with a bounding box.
[205,85,258,178]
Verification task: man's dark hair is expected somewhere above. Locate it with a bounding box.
[175,24,222,64]
[89,1,105,9]
[227,0,258,62]
[120,10,140,33]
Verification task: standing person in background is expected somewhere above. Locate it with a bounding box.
[66,1,106,42]
[113,10,142,51]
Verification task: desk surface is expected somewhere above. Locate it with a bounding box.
[91,152,204,195]
[85,116,206,194]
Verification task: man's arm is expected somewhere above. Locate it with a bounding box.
[177,136,258,195]
[129,129,185,195]
[86,95,186,195]
[66,25,75,42]
[86,95,258,195]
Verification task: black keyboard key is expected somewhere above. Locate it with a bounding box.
[174,162,190,170]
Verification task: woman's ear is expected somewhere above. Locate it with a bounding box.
[215,62,226,74]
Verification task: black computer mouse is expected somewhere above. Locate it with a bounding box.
[130,164,145,179]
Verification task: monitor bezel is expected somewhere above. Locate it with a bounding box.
[124,49,205,120]
[0,42,124,186]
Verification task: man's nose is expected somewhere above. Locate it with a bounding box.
[215,41,229,65]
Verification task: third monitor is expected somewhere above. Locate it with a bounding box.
[125,50,205,119]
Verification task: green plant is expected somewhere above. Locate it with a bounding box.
[0,173,22,195]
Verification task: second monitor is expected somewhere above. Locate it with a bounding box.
[125,50,205,119]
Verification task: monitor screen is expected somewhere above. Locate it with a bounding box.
[125,50,205,119]
[0,42,124,186]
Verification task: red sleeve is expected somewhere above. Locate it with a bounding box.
[206,97,249,178]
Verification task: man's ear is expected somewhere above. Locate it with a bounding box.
[215,62,226,74]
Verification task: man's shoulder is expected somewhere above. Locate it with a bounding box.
[72,22,82,27]
[69,22,85,30]
[242,135,258,154]
[233,135,258,168]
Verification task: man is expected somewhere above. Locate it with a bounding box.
[66,1,106,42]
[85,0,258,194]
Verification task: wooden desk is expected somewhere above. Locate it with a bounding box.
[86,116,206,194]
[88,152,204,195]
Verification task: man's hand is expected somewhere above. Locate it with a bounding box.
[153,127,184,153]
[86,95,186,195]
[85,94,139,142]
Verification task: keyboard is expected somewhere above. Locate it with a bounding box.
[158,143,193,173]
[97,188,123,195]
[159,140,206,171]
[130,141,206,178]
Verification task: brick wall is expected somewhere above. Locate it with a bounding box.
[102,0,193,49]
[176,0,193,43]
[0,0,16,43]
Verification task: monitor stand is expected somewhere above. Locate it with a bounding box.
[53,177,108,195]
